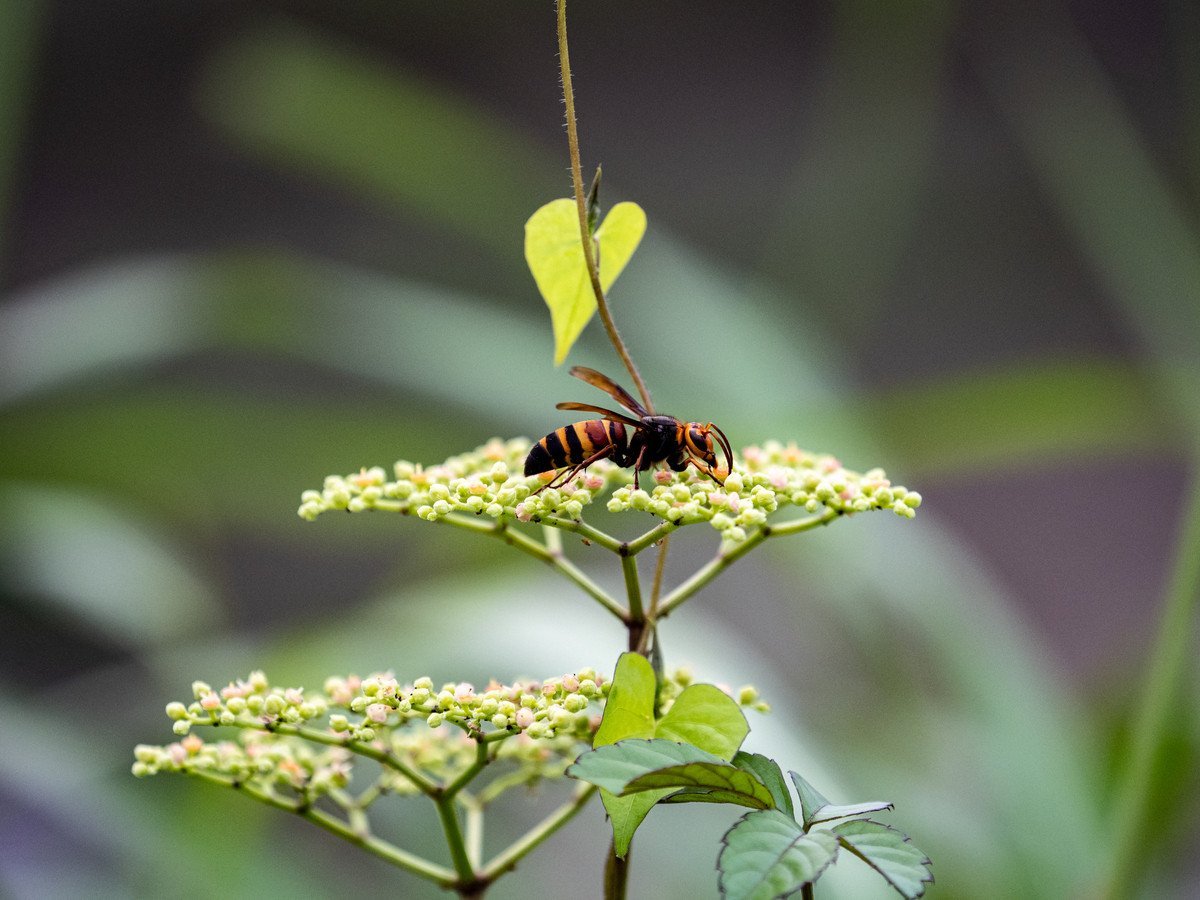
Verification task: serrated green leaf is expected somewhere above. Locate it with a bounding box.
[656,683,749,761]
[590,652,659,858]
[832,820,933,899]
[567,739,723,795]
[524,198,647,364]
[718,809,839,900]
[809,800,895,826]
[623,761,774,810]
[789,771,831,827]
[734,752,794,821]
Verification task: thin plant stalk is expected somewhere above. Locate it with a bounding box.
[556,0,653,414]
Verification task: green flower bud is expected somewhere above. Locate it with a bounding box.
[427,712,445,728]
[737,685,758,705]
[172,720,191,736]
[166,701,188,720]
[491,713,510,729]
[226,697,247,715]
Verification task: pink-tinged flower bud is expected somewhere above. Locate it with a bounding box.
[515,707,535,730]
[654,470,673,485]
[168,743,188,765]
[584,474,604,491]
[455,683,475,702]
[515,503,532,523]
[285,688,305,706]
[181,734,203,754]
[562,674,580,693]
[200,694,222,711]
[727,494,741,513]
[366,703,389,724]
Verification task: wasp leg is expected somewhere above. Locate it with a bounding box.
[532,445,614,496]
[631,445,647,493]
[684,457,726,486]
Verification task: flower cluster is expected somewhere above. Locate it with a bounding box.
[297,438,920,543]
[133,669,766,798]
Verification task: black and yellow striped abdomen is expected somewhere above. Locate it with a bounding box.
[524,419,628,476]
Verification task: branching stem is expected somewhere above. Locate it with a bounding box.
[191,770,457,886]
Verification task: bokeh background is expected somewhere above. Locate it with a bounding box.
[2,1,1198,897]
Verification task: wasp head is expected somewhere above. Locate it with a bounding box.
[684,421,734,484]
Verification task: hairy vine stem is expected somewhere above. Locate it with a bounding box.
[556,0,654,415]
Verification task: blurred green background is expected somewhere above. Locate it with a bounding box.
[2,1,1198,897]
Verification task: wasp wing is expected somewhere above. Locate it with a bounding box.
[568,367,647,417]
[555,401,641,427]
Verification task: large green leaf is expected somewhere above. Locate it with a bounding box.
[655,683,749,760]
[832,819,933,899]
[591,652,659,858]
[587,657,752,857]
[525,198,647,364]
[625,762,775,810]
[734,752,794,820]
[718,809,839,900]
[593,652,657,748]
[567,739,724,795]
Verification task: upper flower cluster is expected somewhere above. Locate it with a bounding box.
[297,438,920,542]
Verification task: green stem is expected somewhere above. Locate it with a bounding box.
[458,792,484,869]
[1103,470,1200,898]
[656,510,839,619]
[556,0,653,413]
[539,513,625,553]
[445,737,490,799]
[191,770,456,886]
[481,784,598,881]
[623,520,678,557]
[498,520,627,620]
[621,553,646,651]
[605,837,630,900]
[435,791,477,884]
[416,509,626,620]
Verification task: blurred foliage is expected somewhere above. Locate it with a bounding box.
[1,3,1197,899]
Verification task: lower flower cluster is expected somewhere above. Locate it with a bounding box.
[296,438,920,543]
[133,669,767,800]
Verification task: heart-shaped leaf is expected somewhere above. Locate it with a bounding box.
[832,819,933,899]
[524,198,647,364]
[718,809,839,900]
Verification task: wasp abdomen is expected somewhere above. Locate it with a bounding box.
[524,419,626,476]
